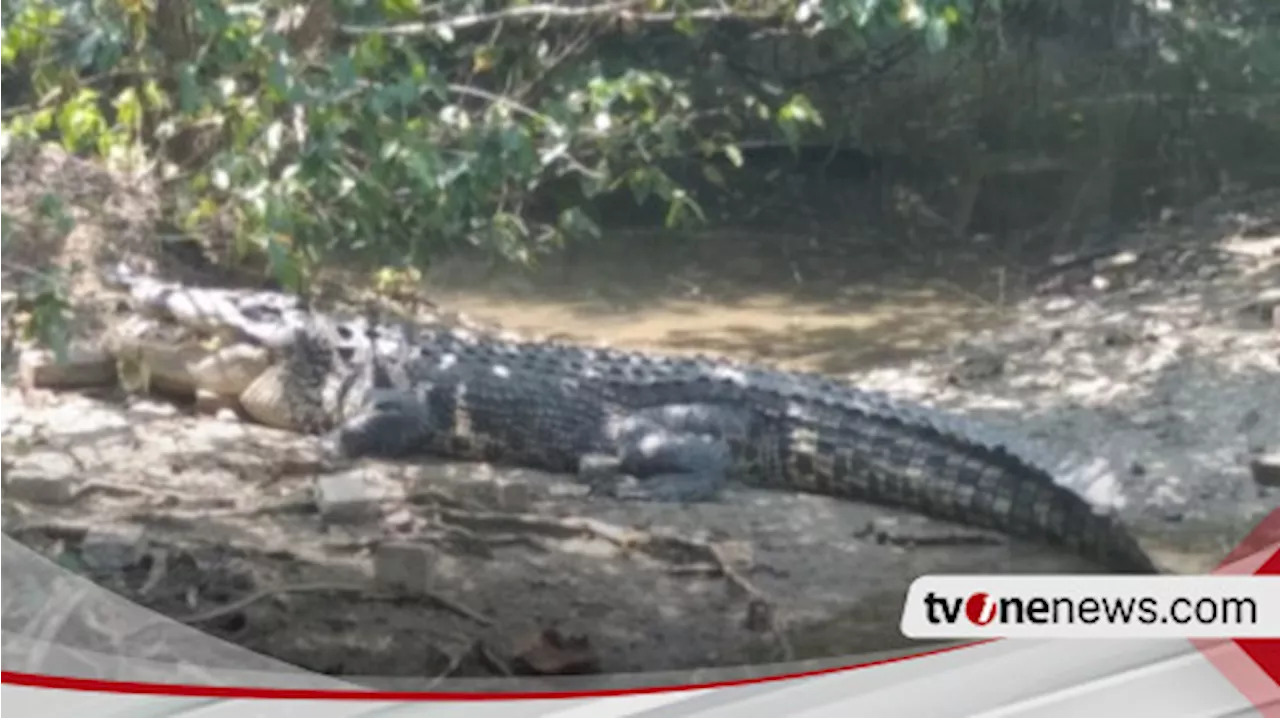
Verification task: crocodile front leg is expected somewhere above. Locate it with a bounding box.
[330,390,436,459]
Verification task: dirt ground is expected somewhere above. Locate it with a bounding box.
[1,143,1277,685]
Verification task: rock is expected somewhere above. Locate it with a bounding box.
[312,473,390,522]
[1250,453,1280,487]
[405,467,537,511]
[374,541,436,593]
[466,478,533,513]
[125,399,179,418]
[80,524,148,571]
[1195,264,1221,280]
[511,629,600,676]
[946,346,1007,386]
[384,508,417,532]
[1102,250,1141,269]
[3,452,82,504]
[1101,326,1141,347]
[1240,288,1280,327]
[2,499,28,525]
[1221,236,1280,259]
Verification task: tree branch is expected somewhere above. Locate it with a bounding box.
[340,1,780,37]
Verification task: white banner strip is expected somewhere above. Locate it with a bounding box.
[899,575,1280,639]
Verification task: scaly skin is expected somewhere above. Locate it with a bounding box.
[109,273,1158,573]
[267,324,1160,574]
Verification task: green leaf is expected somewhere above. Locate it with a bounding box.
[266,236,303,293]
[663,189,705,228]
[853,0,882,26]
[665,198,685,228]
[776,94,824,147]
[32,108,55,132]
[331,55,358,92]
[177,64,202,114]
[142,81,168,111]
[264,121,285,153]
[925,17,950,52]
[30,291,71,363]
[56,210,76,238]
[193,0,232,34]
[558,207,601,240]
[702,164,726,188]
[75,28,104,70]
[405,150,439,189]
[36,194,60,219]
[628,168,655,205]
[381,0,422,19]
[723,144,744,167]
[355,34,387,72]
[113,88,142,130]
[267,59,292,101]
[56,89,106,153]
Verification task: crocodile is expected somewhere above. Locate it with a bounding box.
[106,272,1039,446]
[94,272,1159,574]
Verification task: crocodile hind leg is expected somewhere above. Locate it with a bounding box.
[579,433,732,502]
[580,403,747,502]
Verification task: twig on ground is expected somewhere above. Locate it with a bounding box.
[173,580,494,628]
[423,643,470,689]
[137,548,168,597]
[436,506,790,655]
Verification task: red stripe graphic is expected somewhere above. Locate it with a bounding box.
[1193,510,1280,717]
[1,640,991,700]
[6,511,1277,704]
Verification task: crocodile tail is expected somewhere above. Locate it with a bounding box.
[895,423,1159,574]
[775,396,1160,574]
[998,473,1159,574]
